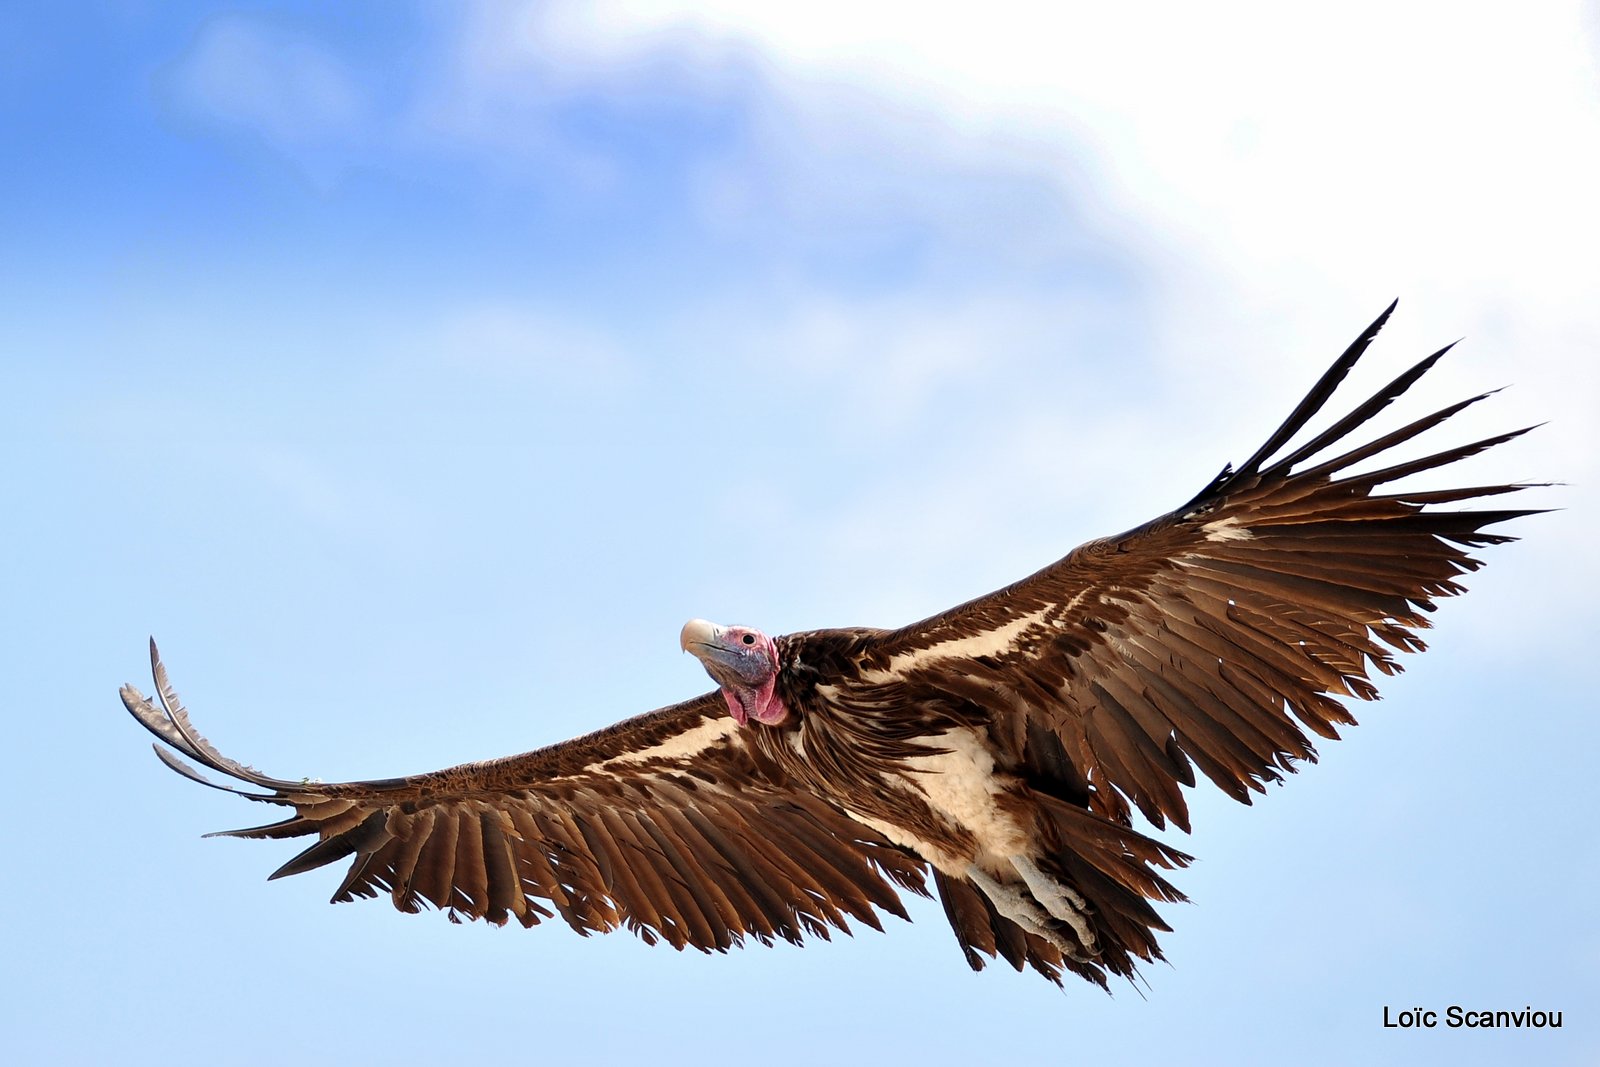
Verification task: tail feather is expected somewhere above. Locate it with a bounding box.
[932,788,1191,989]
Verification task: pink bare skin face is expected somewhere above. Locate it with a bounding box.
[679,619,792,727]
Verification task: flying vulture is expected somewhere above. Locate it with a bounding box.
[122,303,1540,988]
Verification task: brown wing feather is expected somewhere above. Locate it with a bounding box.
[867,306,1543,834]
[121,648,928,950]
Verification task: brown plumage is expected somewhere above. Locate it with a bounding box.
[123,303,1541,987]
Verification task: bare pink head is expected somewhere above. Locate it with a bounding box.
[679,619,791,727]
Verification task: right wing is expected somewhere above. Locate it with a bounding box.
[863,304,1539,833]
[122,641,928,952]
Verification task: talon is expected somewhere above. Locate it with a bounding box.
[1011,855,1097,952]
[967,863,1096,962]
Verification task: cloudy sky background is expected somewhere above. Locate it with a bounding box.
[5,3,1596,1064]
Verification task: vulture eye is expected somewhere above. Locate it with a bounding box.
[741,634,756,645]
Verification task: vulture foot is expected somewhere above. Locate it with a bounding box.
[966,863,1096,962]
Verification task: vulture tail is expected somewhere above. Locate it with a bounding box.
[934,788,1192,988]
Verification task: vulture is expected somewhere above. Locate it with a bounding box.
[123,303,1540,988]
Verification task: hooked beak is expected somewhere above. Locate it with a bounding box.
[679,618,723,655]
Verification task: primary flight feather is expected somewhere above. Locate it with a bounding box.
[123,303,1540,987]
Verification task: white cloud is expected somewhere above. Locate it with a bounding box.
[687,285,1133,424]
[433,4,1599,381]
[450,0,1594,625]
[513,3,1600,302]
[167,15,370,184]
[222,0,1589,644]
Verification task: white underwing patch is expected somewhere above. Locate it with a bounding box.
[872,606,1054,677]
[845,809,950,866]
[1201,515,1255,542]
[586,716,737,772]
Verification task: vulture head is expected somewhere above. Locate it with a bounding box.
[679,618,791,727]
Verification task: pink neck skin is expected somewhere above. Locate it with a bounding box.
[721,674,792,727]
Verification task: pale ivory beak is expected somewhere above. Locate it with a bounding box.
[679,618,721,654]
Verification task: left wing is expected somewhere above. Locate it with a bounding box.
[123,642,927,950]
[861,303,1541,833]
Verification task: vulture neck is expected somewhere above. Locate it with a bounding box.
[724,674,790,727]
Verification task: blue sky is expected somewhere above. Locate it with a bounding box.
[4,3,1597,1064]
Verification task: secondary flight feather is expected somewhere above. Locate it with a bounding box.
[123,303,1541,987]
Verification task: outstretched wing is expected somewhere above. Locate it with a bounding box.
[122,643,928,950]
[864,302,1542,833]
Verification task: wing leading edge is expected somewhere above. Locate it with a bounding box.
[122,642,928,949]
[867,302,1543,833]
